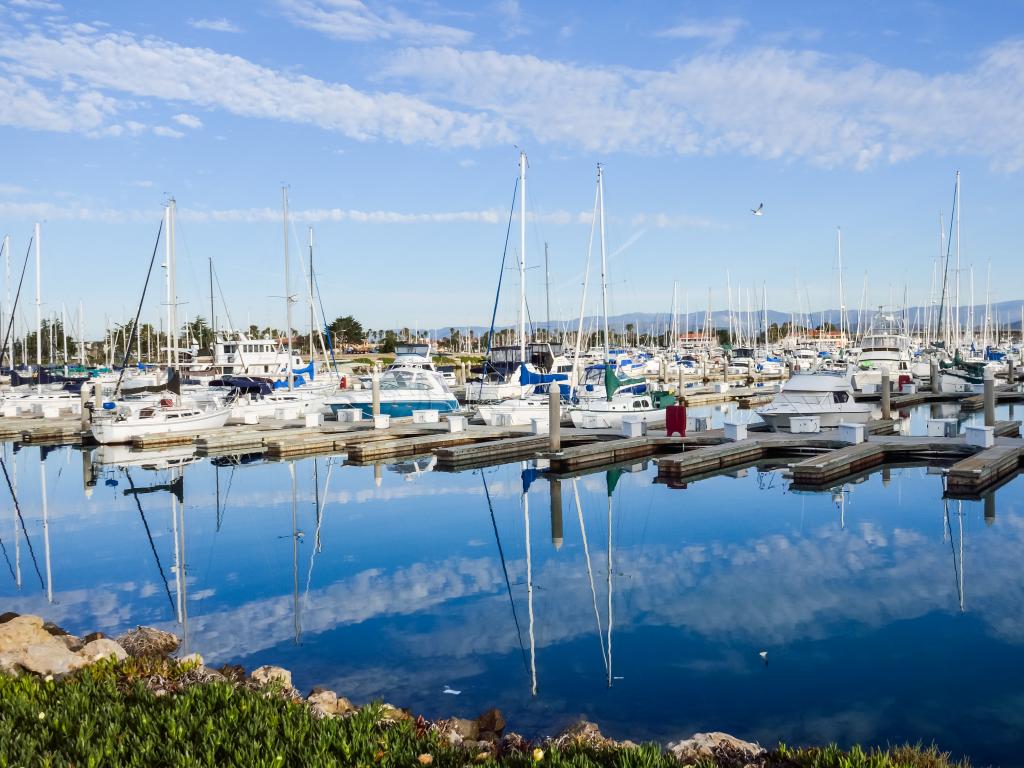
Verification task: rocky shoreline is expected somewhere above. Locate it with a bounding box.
[0,612,769,765]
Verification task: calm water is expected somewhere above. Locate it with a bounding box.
[1,414,1023,765]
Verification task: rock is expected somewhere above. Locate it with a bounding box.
[557,720,605,745]
[250,665,292,689]
[667,732,765,766]
[476,707,506,738]
[56,635,83,652]
[42,621,69,637]
[0,612,19,624]
[451,717,480,741]
[116,626,180,658]
[79,638,128,663]
[0,615,49,650]
[179,652,204,667]
[217,663,247,683]
[307,688,345,717]
[6,641,88,677]
[83,631,107,644]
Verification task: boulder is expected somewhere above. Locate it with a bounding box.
[42,621,69,637]
[555,720,608,747]
[79,638,128,663]
[217,663,247,683]
[56,635,84,652]
[179,652,204,667]
[451,717,479,741]
[0,612,19,624]
[667,732,765,766]
[116,626,180,658]
[83,631,107,644]
[5,641,88,677]
[477,708,505,741]
[250,665,292,689]
[379,704,412,721]
[0,615,51,650]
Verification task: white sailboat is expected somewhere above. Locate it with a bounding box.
[568,165,670,430]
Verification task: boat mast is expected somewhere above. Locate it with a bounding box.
[282,186,294,391]
[208,257,215,348]
[544,241,550,343]
[2,234,8,368]
[34,222,41,392]
[518,151,527,364]
[597,164,609,367]
[837,227,845,346]
[164,203,172,373]
[955,171,961,350]
[309,226,316,360]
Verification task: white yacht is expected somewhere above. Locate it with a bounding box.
[325,366,459,418]
[850,312,913,391]
[206,334,305,377]
[91,398,230,445]
[756,373,873,431]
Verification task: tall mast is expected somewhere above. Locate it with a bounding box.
[837,227,845,345]
[165,204,172,371]
[208,257,215,346]
[955,171,961,349]
[78,301,84,366]
[597,164,610,366]
[544,241,550,343]
[2,234,8,368]
[34,222,41,392]
[283,186,294,391]
[518,151,527,363]
[309,226,316,359]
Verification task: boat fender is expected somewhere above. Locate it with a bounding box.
[101,401,116,410]
[159,397,174,407]
[340,376,347,389]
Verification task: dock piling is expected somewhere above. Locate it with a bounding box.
[549,477,563,550]
[881,371,891,420]
[930,358,939,393]
[548,382,561,452]
[984,368,996,426]
[372,373,381,418]
[1009,358,1016,386]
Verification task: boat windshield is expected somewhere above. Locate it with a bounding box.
[380,370,435,391]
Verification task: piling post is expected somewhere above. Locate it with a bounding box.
[881,370,891,421]
[1008,358,1016,386]
[548,382,561,452]
[930,358,939,393]
[371,373,381,418]
[677,361,683,395]
[984,491,996,526]
[984,367,996,427]
[460,362,468,386]
[79,381,90,431]
[549,477,563,550]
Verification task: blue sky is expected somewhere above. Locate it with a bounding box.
[1,0,1023,337]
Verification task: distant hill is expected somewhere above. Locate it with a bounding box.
[409,299,1024,338]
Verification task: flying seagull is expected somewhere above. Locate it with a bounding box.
[751,203,764,216]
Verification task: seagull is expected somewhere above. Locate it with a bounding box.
[751,203,764,216]
[442,686,461,695]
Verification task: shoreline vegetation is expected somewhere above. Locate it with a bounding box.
[1,615,969,768]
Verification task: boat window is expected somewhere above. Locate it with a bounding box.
[833,391,849,403]
[642,399,650,407]
[633,400,642,408]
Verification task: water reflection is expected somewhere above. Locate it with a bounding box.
[1,444,1023,763]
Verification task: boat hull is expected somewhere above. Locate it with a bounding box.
[91,408,231,445]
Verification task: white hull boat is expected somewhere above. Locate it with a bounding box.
[91,403,231,445]
[756,373,873,432]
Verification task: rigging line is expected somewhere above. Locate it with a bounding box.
[304,458,335,606]
[573,477,608,674]
[481,470,529,674]
[482,175,520,386]
[123,468,176,616]
[0,235,34,370]
[312,270,341,376]
[943,498,963,612]
[114,217,165,397]
[0,457,43,590]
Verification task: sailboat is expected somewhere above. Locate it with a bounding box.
[477,154,570,426]
[90,200,231,444]
[568,165,672,429]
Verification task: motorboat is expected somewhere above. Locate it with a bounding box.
[755,372,873,431]
[325,365,459,418]
[90,397,231,445]
[850,312,913,391]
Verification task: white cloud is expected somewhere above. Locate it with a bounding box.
[0,26,503,147]
[172,112,203,129]
[381,42,1024,170]
[278,0,471,45]
[9,0,62,9]
[153,125,183,138]
[657,17,747,47]
[188,18,241,34]
[0,72,121,136]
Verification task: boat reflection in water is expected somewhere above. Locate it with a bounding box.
[1,441,1023,765]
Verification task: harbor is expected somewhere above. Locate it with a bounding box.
[6,1,1024,764]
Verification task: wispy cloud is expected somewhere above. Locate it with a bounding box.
[188,18,241,34]
[381,43,1024,171]
[172,112,203,129]
[657,17,747,47]
[0,25,504,147]
[152,125,184,139]
[9,0,62,10]
[279,0,471,45]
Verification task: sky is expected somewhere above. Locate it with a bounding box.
[1,0,1023,337]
